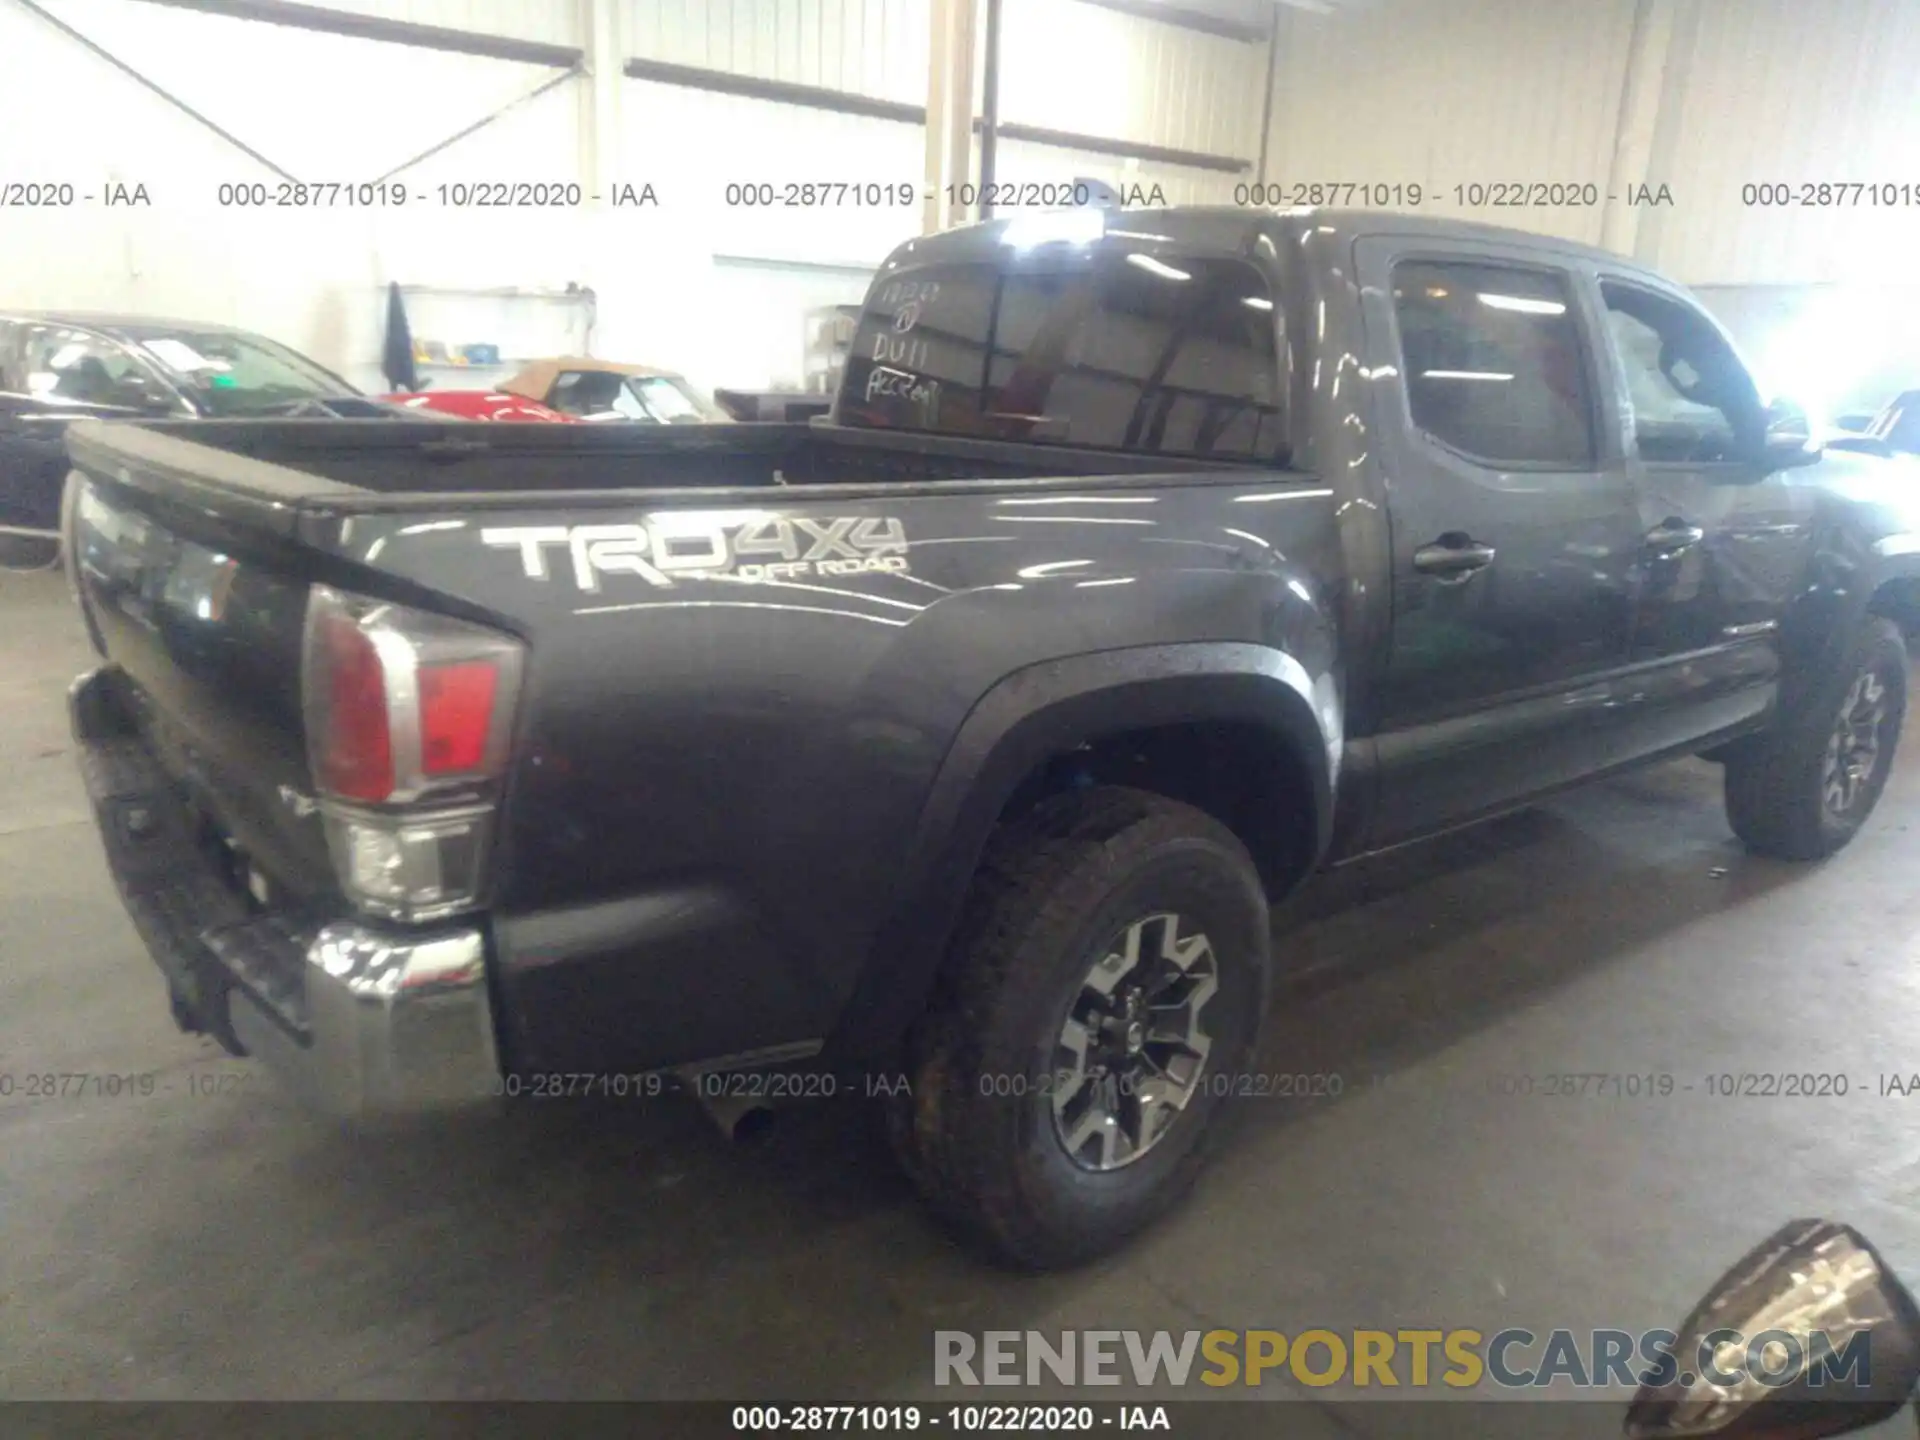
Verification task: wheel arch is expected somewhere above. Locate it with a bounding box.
[1866,552,1920,645]
[826,642,1339,1062]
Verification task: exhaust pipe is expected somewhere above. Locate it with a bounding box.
[683,1077,775,1141]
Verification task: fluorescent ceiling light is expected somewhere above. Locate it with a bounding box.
[1422,369,1514,381]
[1478,292,1566,316]
[1017,559,1094,579]
[1243,296,1275,311]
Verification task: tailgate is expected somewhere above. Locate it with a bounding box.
[64,423,352,910]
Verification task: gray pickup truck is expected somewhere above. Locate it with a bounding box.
[62,208,1920,1268]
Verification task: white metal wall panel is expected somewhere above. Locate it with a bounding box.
[985,137,1235,208]
[612,82,922,388]
[0,0,582,389]
[997,0,1265,161]
[628,0,1264,163]
[1649,0,1920,285]
[34,0,573,186]
[623,83,923,267]
[628,0,930,106]
[297,0,584,46]
[1263,0,1640,246]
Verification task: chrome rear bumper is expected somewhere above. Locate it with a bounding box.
[225,923,501,1116]
[72,665,503,1117]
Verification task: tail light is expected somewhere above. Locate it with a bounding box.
[302,586,524,922]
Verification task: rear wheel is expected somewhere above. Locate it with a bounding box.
[890,787,1271,1269]
[1725,616,1908,859]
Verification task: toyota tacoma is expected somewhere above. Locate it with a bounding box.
[61,208,1920,1267]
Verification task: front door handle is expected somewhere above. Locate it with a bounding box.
[1645,518,1705,552]
[1413,532,1497,580]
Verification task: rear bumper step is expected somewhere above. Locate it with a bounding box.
[71,665,503,1117]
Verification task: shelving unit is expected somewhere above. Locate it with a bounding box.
[388,283,598,389]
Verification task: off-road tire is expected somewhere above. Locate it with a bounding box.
[890,786,1271,1269]
[1725,616,1908,860]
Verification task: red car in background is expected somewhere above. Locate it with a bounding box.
[381,390,579,423]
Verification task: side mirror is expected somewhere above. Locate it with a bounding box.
[1758,399,1823,470]
[1626,1220,1920,1439]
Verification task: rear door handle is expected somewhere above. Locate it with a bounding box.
[1645,518,1705,552]
[1413,533,1497,580]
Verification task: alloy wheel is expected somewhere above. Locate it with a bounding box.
[1823,668,1890,817]
[1051,912,1219,1172]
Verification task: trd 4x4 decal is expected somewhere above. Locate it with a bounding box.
[481,514,910,592]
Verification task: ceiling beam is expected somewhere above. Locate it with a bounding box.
[625,58,1251,174]
[1071,0,1272,44]
[123,0,583,68]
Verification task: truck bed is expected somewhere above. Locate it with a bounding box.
[74,417,1242,504]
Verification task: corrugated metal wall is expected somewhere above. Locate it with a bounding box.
[627,0,929,105]
[627,0,1261,169]
[621,0,1268,383]
[306,0,583,45]
[1264,0,1642,247]
[22,0,1914,396]
[2,0,585,389]
[1262,0,1920,286]
[996,0,1263,163]
[1654,0,1920,285]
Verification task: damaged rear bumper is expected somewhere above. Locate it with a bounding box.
[70,664,502,1116]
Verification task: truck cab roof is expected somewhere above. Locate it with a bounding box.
[887,205,1645,275]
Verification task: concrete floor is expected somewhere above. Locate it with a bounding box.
[4,562,1919,1437]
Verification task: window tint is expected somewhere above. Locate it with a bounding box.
[839,249,1284,461]
[1601,281,1761,463]
[1392,261,1593,467]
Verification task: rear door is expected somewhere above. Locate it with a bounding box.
[1356,237,1642,846]
[1589,272,1814,740]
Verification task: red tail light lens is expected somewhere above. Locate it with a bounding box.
[315,608,395,802]
[302,586,525,922]
[304,587,523,806]
[420,661,500,776]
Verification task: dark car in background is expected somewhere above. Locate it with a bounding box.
[0,313,398,568]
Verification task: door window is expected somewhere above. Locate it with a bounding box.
[549,370,645,419]
[19,327,159,409]
[1600,282,1762,463]
[1391,260,1595,468]
[630,375,724,423]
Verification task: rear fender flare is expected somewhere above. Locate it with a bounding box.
[828,642,1339,1061]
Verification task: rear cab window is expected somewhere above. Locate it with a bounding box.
[839,240,1287,463]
